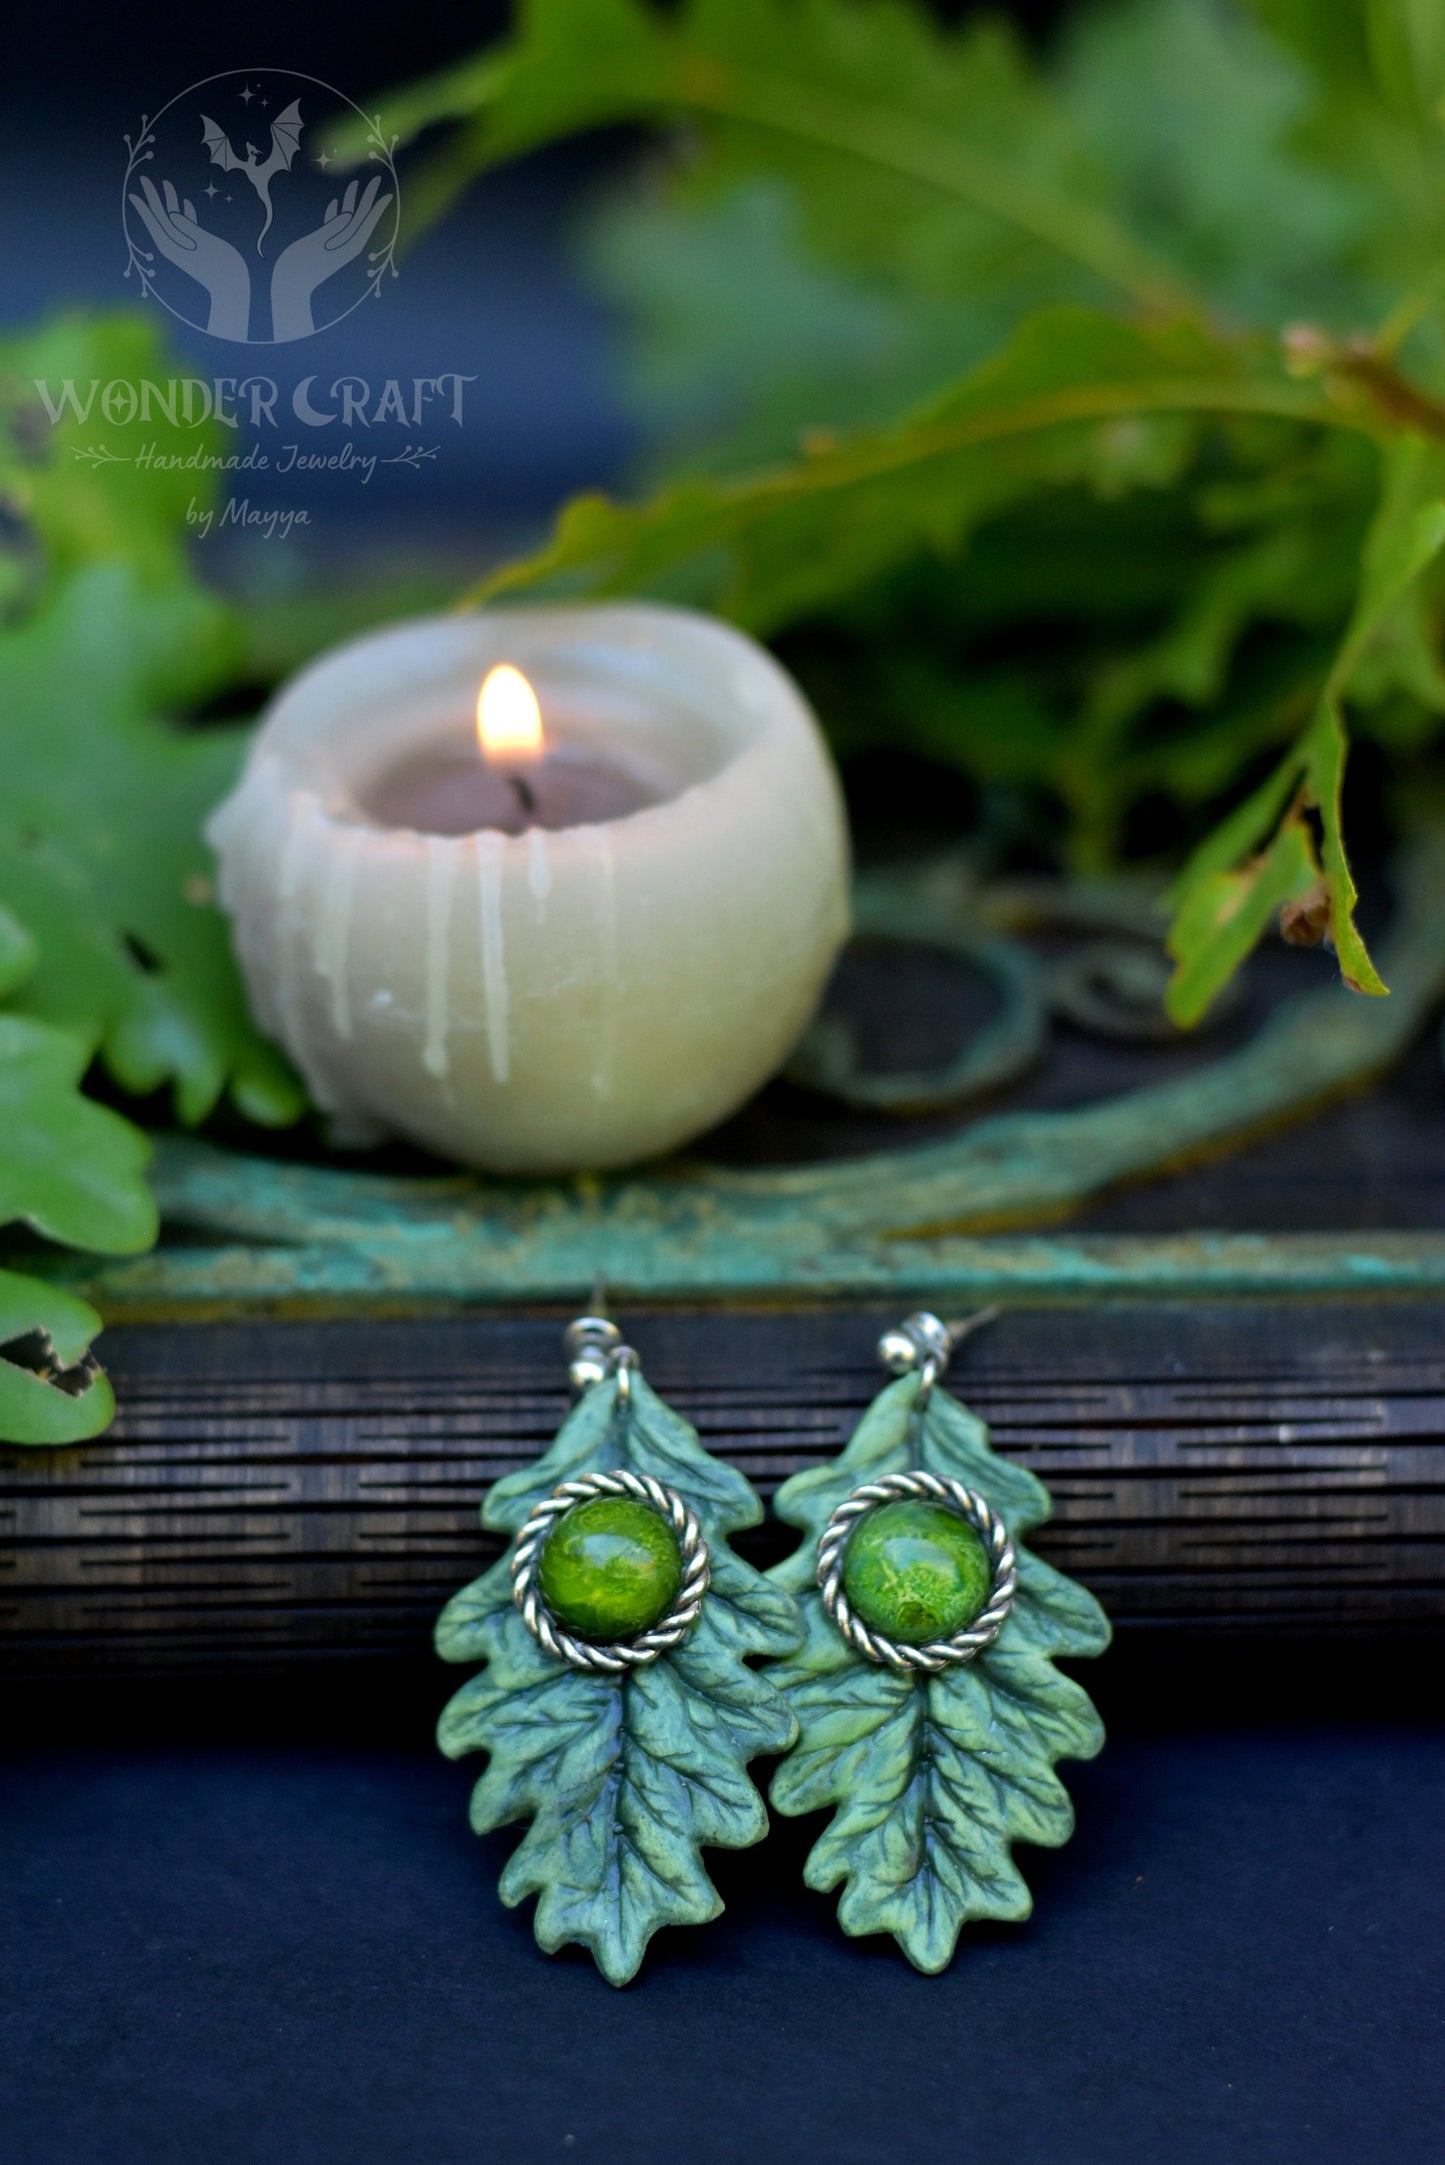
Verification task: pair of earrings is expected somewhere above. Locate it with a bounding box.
[435,1306,1110,1984]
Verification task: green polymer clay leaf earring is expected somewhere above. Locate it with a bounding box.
[435,1310,803,1986]
[767,1310,1110,1974]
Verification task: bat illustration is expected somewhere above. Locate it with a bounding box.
[198,98,304,254]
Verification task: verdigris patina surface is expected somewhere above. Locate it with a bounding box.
[22,836,1445,1312]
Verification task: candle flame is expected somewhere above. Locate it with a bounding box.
[477,664,544,759]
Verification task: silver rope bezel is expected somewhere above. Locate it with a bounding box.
[817,1470,1017,1673]
[511,1468,710,1674]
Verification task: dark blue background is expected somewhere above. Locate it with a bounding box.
[3,1654,1443,2165]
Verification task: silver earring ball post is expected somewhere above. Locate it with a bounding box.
[564,1274,641,1395]
[876,1305,1000,1380]
[878,1324,928,1376]
[564,1322,620,1394]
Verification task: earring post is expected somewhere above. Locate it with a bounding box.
[941,1306,1001,1351]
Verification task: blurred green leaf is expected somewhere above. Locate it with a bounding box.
[0,562,303,1127]
[436,1371,801,1984]
[362,0,1198,312]
[1165,795,1322,1026]
[1244,0,1445,338]
[474,307,1339,630]
[0,1015,155,1255]
[0,313,233,592]
[580,180,998,476]
[1062,0,1379,328]
[380,0,1397,490]
[377,0,1445,1018]
[577,0,1386,478]
[0,905,38,999]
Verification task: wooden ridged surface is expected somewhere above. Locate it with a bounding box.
[4,1300,1445,1675]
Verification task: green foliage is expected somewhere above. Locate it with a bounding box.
[474,308,1334,628]
[0,1269,114,1448]
[362,0,1192,311]
[1166,436,1445,1019]
[435,1370,802,1984]
[579,179,999,478]
[0,563,301,1125]
[0,311,306,1443]
[0,908,38,998]
[568,0,1380,477]
[374,0,1445,1003]
[0,313,228,591]
[0,1015,155,1256]
[768,1370,1109,1973]
[1061,0,1380,327]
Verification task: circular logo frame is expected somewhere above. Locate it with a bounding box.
[121,68,400,345]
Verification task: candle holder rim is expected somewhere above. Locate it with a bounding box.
[247,600,826,764]
[221,602,845,851]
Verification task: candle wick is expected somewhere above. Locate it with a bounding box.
[509,772,538,817]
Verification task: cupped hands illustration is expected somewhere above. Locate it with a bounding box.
[128,171,393,341]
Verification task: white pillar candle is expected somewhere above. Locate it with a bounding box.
[208,604,850,1174]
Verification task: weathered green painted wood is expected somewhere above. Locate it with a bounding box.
[44,1218,1445,1308]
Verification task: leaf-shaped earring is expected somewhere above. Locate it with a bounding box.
[435,1306,803,1985]
[767,1309,1110,1973]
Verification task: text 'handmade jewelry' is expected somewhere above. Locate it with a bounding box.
[766,1308,1110,1974]
[434,1305,802,1985]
